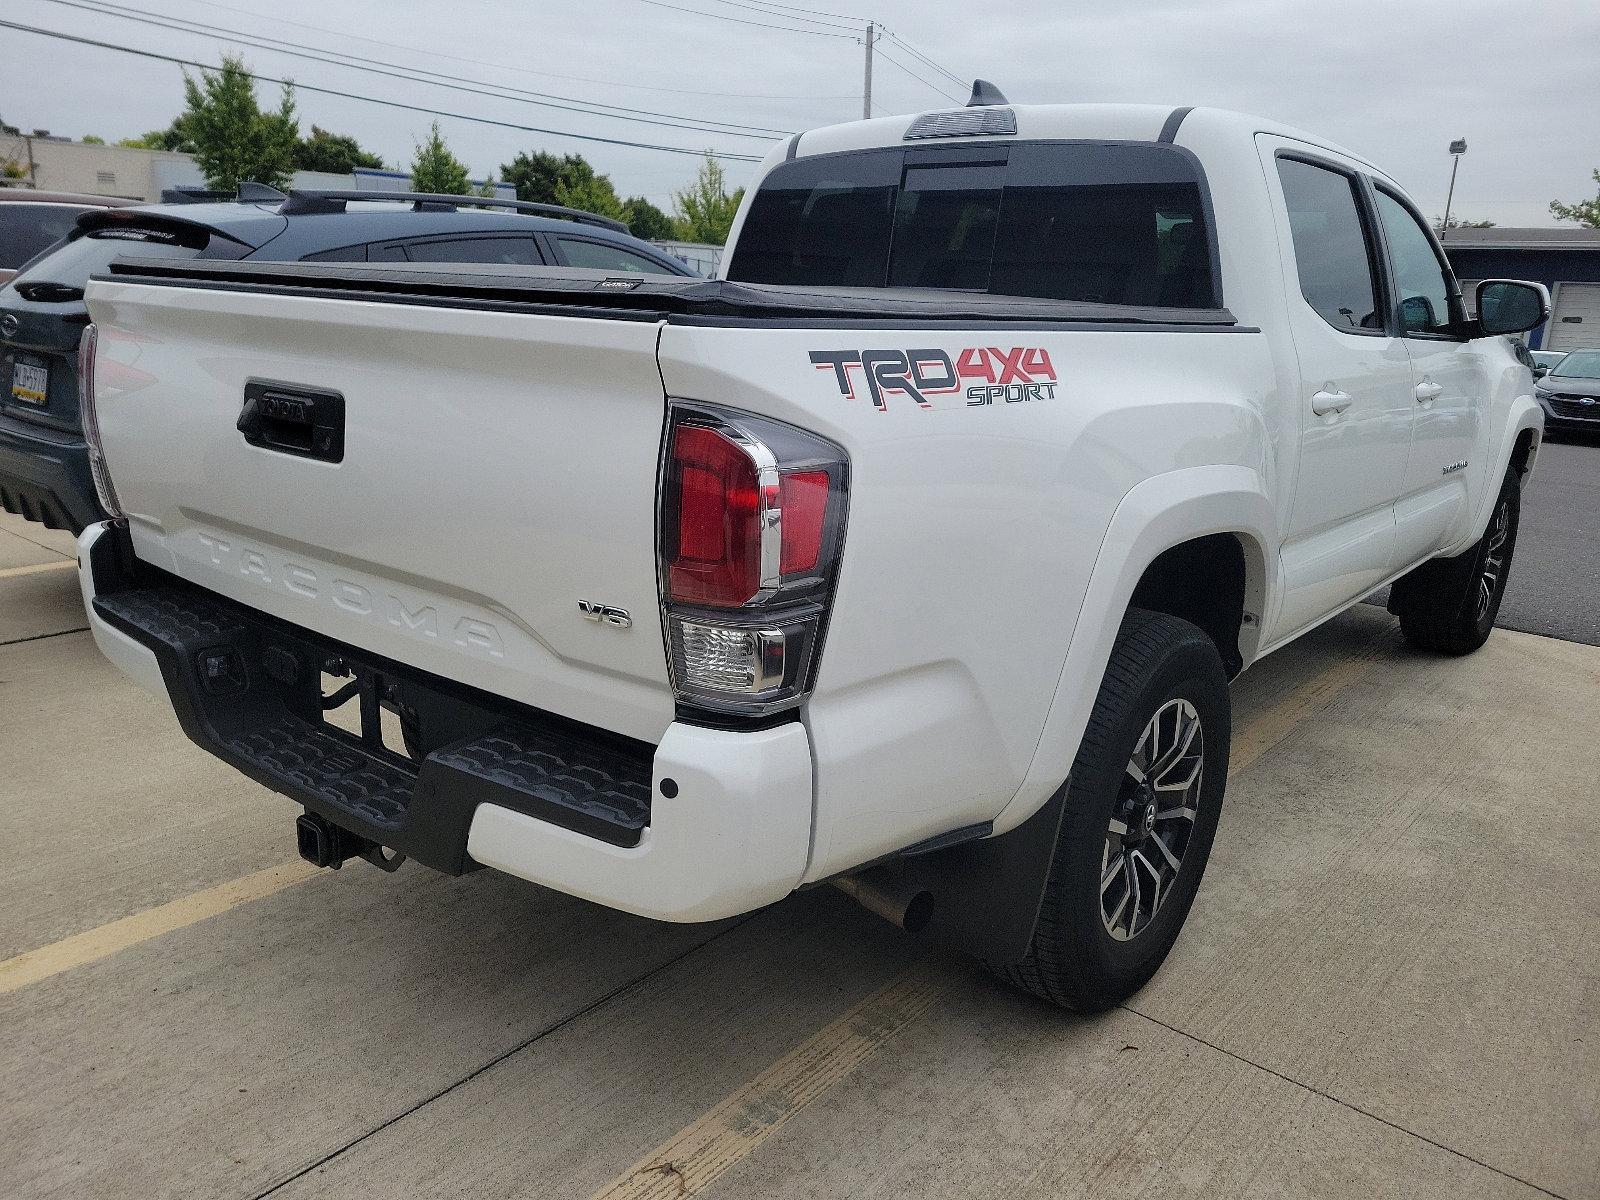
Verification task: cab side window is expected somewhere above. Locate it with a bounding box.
[1373,190,1457,336]
[1276,157,1383,333]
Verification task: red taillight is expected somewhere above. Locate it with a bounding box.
[668,424,763,607]
[660,406,848,718]
[778,470,828,574]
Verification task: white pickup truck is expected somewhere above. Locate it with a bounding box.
[77,98,1547,1011]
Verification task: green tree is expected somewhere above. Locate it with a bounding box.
[294,125,383,174]
[1550,169,1600,228]
[499,149,566,204]
[409,121,472,194]
[179,55,298,191]
[555,169,624,221]
[118,121,194,152]
[500,150,628,220]
[672,153,744,245]
[1434,215,1496,230]
[81,135,106,145]
[622,196,676,241]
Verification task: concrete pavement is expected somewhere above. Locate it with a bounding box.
[2,513,1595,1198]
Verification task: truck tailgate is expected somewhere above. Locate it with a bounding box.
[86,279,675,742]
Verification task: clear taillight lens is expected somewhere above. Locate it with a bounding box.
[77,322,123,519]
[660,404,848,718]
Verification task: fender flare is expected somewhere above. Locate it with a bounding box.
[1453,397,1543,555]
[993,464,1278,837]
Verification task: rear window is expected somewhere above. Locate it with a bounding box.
[0,203,92,271]
[9,226,216,291]
[726,142,1218,308]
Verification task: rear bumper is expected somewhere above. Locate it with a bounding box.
[79,521,813,922]
[0,411,101,532]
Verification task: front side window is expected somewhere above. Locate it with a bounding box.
[556,237,675,274]
[1276,157,1382,333]
[1373,189,1456,336]
[727,143,1218,308]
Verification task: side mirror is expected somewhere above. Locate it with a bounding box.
[1532,364,1549,379]
[1476,279,1550,337]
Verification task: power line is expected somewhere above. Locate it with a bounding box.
[172,0,853,100]
[40,0,793,138]
[631,0,861,38]
[716,0,869,22]
[881,30,967,88]
[698,0,858,32]
[874,46,962,104]
[0,19,767,161]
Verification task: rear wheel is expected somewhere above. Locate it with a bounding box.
[994,609,1230,1012]
[1390,477,1520,656]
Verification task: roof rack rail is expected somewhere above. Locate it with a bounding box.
[276,190,631,233]
[160,186,233,205]
[158,183,290,205]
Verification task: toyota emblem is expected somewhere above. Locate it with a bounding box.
[0,313,18,339]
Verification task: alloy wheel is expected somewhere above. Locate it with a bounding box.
[1477,496,1511,623]
[1101,698,1204,942]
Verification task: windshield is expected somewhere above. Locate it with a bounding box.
[1551,350,1600,380]
[9,226,210,293]
[726,142,1218,308]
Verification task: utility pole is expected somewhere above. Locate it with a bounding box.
[1440,138,1467,232]
[862,22,875,119]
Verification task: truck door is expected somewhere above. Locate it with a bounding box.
[1259,140,1416,641]
[1368,185,1487,566]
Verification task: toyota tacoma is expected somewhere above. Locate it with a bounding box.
[75,94,1548,1010]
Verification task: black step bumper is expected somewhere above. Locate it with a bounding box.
[86,526,655,874]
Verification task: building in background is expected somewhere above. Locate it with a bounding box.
[1445,226,1600,352]
[0,135,512,204]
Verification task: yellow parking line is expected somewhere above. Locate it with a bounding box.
[592,968,940,1200]
[587,626,1399,1197]
[0,860,320,995]
[0,558,76,580]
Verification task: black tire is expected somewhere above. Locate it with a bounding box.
[994,608,1230,1012]
[1389,476,1521,656]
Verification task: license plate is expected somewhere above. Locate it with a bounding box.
[10,360,47,406]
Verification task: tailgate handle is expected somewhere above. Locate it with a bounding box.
[238,380,345,463]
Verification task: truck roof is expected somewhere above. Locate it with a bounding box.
[786,103,1390,183]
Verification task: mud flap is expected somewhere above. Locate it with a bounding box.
[853,783,1068,966]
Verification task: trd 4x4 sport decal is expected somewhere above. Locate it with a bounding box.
[809,347,1058,411]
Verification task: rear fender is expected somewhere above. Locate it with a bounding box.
[992,464,1277,836]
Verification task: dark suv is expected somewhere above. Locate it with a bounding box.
[0,189,692,531]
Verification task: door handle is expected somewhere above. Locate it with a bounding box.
[1310,387,1353,416]
[1415,379,1444,403]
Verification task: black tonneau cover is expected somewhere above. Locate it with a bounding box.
[98,256,1242,329]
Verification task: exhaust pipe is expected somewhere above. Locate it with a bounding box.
[833,873,934,933]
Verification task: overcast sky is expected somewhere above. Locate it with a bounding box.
[4,0,1596,225]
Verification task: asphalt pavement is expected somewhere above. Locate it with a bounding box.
[1,439,1596,1200]
[1499,436,1600,646]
